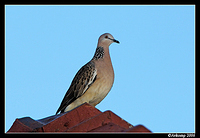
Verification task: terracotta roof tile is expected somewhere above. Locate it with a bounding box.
[66,110,133,132]
[124,124,152,133]
[7,103,152,133]
[89,122,126,132]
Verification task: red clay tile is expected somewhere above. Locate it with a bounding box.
[7,103,152,133]
[39,103,101,132]
[66,110,133,132]
[7,117,43,132]
[89,122,126,132]
[124,124,152,133]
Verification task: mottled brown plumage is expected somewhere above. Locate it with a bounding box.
[56,62,97,114]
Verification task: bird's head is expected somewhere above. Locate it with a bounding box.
[97,33,120,47]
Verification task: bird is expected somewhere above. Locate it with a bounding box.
[56,33,119,114]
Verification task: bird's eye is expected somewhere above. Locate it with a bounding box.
[105,35,108,38]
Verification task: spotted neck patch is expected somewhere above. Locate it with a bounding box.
[92,46,104,60]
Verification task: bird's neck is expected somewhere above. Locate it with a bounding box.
[92,46,113,68]
[92,46,105,60]
[92,46,114,80]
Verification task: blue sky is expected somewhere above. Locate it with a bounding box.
[5,5,195,133]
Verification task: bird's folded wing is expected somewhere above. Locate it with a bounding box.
[56,61,97,114]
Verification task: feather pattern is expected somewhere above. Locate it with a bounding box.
[56,61,97,114]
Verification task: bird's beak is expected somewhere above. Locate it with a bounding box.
[108,37,120,44]
[113,39,120,44]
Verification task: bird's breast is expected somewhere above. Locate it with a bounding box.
[86,59,114,106]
